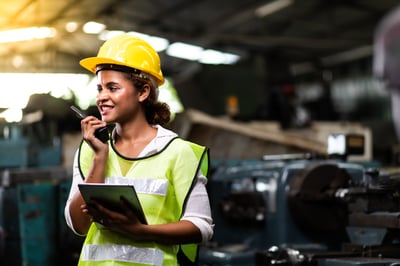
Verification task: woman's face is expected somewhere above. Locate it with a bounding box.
[95,70,145,124]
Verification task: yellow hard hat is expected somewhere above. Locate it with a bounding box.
[80,34,164,86]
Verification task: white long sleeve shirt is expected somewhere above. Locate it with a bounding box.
[64,125,214,242]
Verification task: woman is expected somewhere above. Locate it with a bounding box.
[64,34,214,266]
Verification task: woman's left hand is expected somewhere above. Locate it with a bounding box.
[81,198,202,244]
[82,198,145,235]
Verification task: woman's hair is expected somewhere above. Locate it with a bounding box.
[125,72,171,127]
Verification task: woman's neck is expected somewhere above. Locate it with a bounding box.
[112,121,158,158]
[114,120,157,144]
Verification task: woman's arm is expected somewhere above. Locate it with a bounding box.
[65,116,109,235]
[135,176,214,244]
[67,152,108,234]
[180,175,214,243]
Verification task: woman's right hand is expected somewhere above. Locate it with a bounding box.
[81,116,109,153]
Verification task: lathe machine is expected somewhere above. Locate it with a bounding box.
[198,136,400,266]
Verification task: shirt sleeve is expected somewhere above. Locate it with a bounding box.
[180,172,214,243]
[64,150,86,236]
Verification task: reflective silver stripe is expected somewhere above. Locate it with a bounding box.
[81,244,164,265]
[106,177,168,196]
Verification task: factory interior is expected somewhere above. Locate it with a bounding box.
[3,0,400,265]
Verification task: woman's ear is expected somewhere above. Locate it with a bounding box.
[138,84,151,102]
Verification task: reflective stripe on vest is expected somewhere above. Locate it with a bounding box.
[81,244,163,266]
[105,176,168,196]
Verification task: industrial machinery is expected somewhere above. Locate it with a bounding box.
[0,165,83,265]
[0,101,84,265]
[198,134,400,266]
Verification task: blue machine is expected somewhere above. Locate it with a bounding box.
[198,158,400,266]
[0,168,83,266]
[0,120,63,169]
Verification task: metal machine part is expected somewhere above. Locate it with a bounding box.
[255,245,400,266]
[287,162,400,247]
[287,163,352,247]
[254,164,400,266]
[255,246,306,266]
[219,190,266,226]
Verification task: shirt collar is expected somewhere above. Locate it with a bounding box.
[111,125,178,157]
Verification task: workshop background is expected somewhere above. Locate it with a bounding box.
[1,0,400,265]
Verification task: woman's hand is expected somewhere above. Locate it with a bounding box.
[81,116,109,153]
[81,198,146,238]
[81,199,203,244]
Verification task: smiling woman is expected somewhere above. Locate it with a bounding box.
[64,34,212,266]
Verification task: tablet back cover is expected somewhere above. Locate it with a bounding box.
[78,183,147,225]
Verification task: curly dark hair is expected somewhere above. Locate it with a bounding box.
[125,72,171,127]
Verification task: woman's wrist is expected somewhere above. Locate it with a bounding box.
[85,154,108,183]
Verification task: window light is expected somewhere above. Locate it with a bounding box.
[0,27,56,43]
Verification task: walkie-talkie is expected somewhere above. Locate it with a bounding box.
[70,105,109,143]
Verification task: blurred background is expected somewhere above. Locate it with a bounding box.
[2,0,400,265]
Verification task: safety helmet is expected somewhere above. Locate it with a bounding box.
[80,34,164,86]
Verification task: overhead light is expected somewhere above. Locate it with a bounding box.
[166,42,240,64]
[12,55,24,68]
[127,31,149,40]
[255,0,294,18]
[321,45,373,66]
[99,31,169,52]
[199,50,226,64]
[142,35,169,52]
[65,22,79,33]
[200,50,240,65]
[0,27,56,43]
[83,21,106,34]
[218,52,240,65]
[167,42,203,61]
[127,32,169,52]
[99,30,125,40]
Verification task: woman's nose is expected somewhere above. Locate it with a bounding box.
[97,90,109,102]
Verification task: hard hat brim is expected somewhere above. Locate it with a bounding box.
[80,56,165,86]
[80,57,127,74]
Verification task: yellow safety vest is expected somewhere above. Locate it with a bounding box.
[77,137,209,266]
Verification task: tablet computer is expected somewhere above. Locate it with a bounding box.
[78,183,147,225]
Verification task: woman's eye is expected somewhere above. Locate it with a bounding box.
[109,87,118,92]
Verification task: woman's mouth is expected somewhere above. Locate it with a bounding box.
[100,105,113,115]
